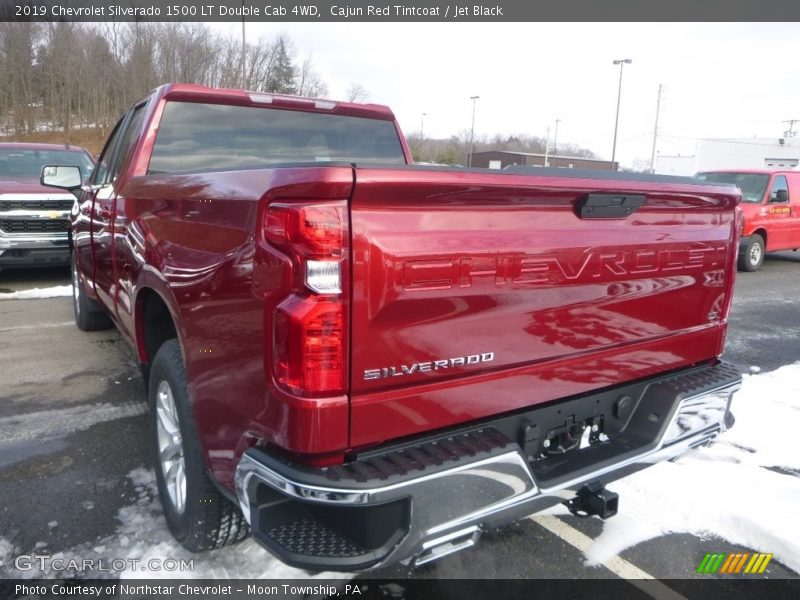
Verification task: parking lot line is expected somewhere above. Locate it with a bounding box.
[531,515,688,600]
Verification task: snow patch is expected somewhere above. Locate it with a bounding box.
[0,402,146,446]
[0,538,15,570]
[584,363,800,574]
[5,467,350,580]
[0,285,71,300]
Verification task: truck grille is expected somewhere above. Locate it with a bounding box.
[0,199,74,211]
[0,219,69,234]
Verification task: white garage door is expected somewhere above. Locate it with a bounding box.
[764,158,798,168]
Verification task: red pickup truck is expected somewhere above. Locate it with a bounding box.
[696,169,800,271]
[43,84,742,571]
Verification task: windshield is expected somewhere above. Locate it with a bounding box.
[0,148,95,180]
[695,172,769,203]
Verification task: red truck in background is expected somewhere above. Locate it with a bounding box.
[696,169,800,271]
[42,84,743,571]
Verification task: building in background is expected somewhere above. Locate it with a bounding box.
[655,138,800,176]
[471,151,617,171]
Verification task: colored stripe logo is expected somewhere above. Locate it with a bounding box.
[696,552,773,574]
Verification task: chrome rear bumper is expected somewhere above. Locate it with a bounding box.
[235,362,741,571]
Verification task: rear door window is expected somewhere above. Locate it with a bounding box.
[109,104,147,184]
[92,117,126,186]
[769,175,789,203]
[148,101,406,174]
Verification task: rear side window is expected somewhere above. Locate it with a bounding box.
[148,102,406,174]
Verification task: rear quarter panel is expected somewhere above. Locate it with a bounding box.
[119,166,354,489]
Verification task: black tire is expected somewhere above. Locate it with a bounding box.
[738,234,765,272]
[71,251,113,331]
[149,339,248,552]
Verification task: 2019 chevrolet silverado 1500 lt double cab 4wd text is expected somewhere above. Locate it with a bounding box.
[0,143,94,270]
[696,169,800,271]
[42,84,742,571]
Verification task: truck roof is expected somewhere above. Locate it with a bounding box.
[153,83,397,122]
[698,168,795,175]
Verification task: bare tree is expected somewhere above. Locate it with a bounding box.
[346,83,369,103]
[0,22,40,133]
[296,56,328,97]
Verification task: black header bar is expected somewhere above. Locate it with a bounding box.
[3,0,800,22]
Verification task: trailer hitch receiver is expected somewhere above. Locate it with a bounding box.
[566,481,618,519]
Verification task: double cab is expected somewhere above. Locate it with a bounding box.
[42,84,742,571]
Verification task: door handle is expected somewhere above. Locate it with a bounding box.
[95,208,111,219]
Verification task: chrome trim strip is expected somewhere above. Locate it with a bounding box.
[235,450,535,514]
[0,235,69,248]
[0,210,71,218]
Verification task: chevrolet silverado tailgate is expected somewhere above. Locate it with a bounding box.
[348,166,739,448]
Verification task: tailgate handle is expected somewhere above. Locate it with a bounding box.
[576,194,646,219]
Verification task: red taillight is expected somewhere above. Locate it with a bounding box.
[274,296,344,394]
[265,200,348,397]
[735,206,745,237]
[266,204,344,258]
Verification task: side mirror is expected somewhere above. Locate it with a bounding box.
[773,189,789,203]
[41,165,82,190]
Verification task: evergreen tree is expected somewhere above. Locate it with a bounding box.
[266,37,296,94]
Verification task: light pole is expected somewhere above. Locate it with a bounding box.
[421,112,427,139]
[611,58,632,171]
[468,95,479,167]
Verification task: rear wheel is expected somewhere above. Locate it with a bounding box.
[149,340,248,552]
[738,234,765,272]
[71,251,112,331]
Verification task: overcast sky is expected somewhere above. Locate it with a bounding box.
[213,22,800,167]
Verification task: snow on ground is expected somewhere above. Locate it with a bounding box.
[0,285,71,300]
[4,468,349,581]
[0,402,147,446]
[0,538,14,572]
[576,363,800,574]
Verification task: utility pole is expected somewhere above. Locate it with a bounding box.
[611,58,632,171]
[649,84,662,173]
[782,119,799,138]
[553,118,561,166]
[421,113,426,140]
[543,125,551,167]
[241,4,246,88]
[468,96,479,167]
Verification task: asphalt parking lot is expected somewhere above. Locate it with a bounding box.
[1,254,799,586]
